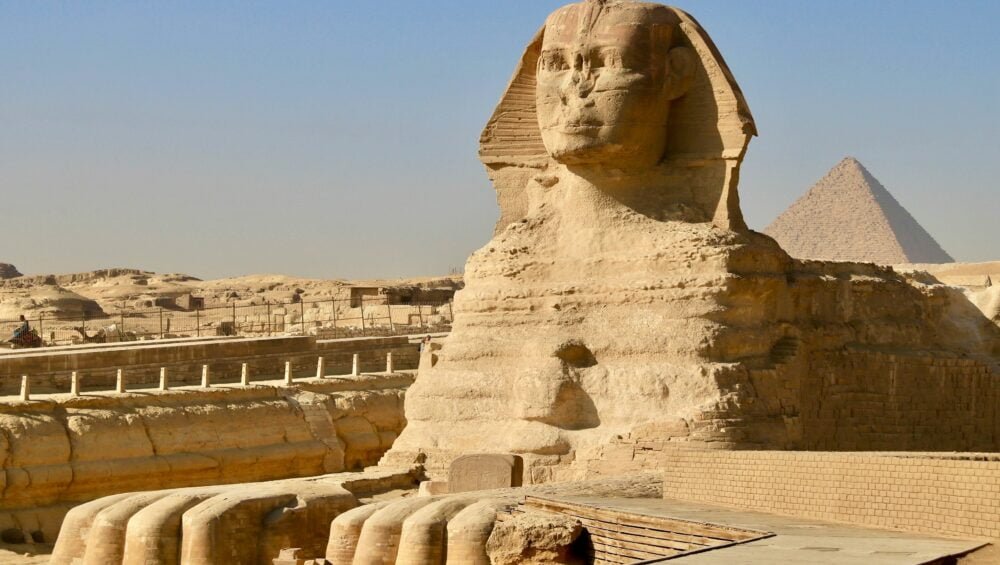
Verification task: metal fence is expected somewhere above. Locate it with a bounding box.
[1,294,453,348]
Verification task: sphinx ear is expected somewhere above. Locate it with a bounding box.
[664,46,696,100]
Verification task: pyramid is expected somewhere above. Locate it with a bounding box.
[764,157,954,264]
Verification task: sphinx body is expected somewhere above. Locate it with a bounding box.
[384,0,1000,481]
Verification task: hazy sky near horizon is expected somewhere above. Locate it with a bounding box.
[2,1,997,280]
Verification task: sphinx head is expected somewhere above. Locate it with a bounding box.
[536,0,695,169]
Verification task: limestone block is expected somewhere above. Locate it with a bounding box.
[335,416,381,470]
[446,499,510,565]
[417,480,449,497]
[81,492,171,565]
[121,489,226,565]
[258,485,359,563]
[50,493,137,564]
[273,547,307,565]
[180,482,357,564]
[324,501,393,565]
[485,510,584,565]
[448,454,523,493]
[630,419,690,441]
[351,497,439,564]
[395,497,477,565]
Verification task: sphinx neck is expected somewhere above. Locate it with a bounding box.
[554,164,663,222]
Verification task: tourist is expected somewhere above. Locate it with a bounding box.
[12,315,29,340]
[420,335,432,352]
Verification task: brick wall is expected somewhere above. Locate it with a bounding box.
[661,449,1000,540]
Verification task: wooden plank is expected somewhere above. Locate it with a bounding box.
[520,502,736,546]
[588,533,678,557]
[577,517,717,548]
[581,521,697,552]
[591,539,664,561]
[523,497,764,541]
[590,547,629,565]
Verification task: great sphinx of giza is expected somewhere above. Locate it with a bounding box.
[384,0,1000,481]
[47,2,1000,562]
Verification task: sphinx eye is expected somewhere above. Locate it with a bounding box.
[540,51,569,72]
[596,48,623,69]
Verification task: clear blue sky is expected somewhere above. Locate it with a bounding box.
[2,1,997,279]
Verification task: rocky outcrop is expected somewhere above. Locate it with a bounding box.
[0,264,21,280]
[486,511,583,565]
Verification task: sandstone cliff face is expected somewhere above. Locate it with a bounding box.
[0,375,409,542]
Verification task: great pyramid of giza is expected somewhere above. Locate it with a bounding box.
[764,157,954,264]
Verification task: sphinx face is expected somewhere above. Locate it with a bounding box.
[536,1,688,168]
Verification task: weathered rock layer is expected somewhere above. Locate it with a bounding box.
[0,374,408,542]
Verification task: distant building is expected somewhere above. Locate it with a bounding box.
[382,287,455,306]
[175,293,205,311]
[348,286,456,308]
[349,287,381,308]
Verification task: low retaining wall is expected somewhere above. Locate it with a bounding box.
[660,448,1000,541]
[0,335,419,393]
[0,373,412,543]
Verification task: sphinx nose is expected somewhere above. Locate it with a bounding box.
[569,69,595,98]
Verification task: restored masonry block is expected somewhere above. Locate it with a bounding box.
[448,454,524,493]
[659,448,1000,541]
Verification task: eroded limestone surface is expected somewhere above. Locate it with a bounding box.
[383,0,1000,481]
[49,468,421,564]
[0,374,409,542]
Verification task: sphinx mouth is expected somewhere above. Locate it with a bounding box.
[552,119,606,132]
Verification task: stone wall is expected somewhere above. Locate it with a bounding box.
[656,449,999,541]
[0,335,418,394]
[0,373,411,543]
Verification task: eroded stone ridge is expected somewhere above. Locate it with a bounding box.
[0,374,409,542]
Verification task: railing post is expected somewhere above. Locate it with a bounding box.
[284,361,293,385]
[386,352,394,373]
[417,303,425,328]
[359,295,366,336]
[386,302,395,333]
[352,353,360,376]
[201,364,210,388]
[159,308,164,339]
[116,369,126,393]
[38,314,44,346]
[267,301,272,336]
[159,367,169,391]
[241,363,250,387]
[20,376,30,401]
[196,308,201,337]
[70,371,80,397]
[300,300,306,334]
[448,300,454,324]
[232,302,237,335]
[331,298,337,331]
[316,356,325,379]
